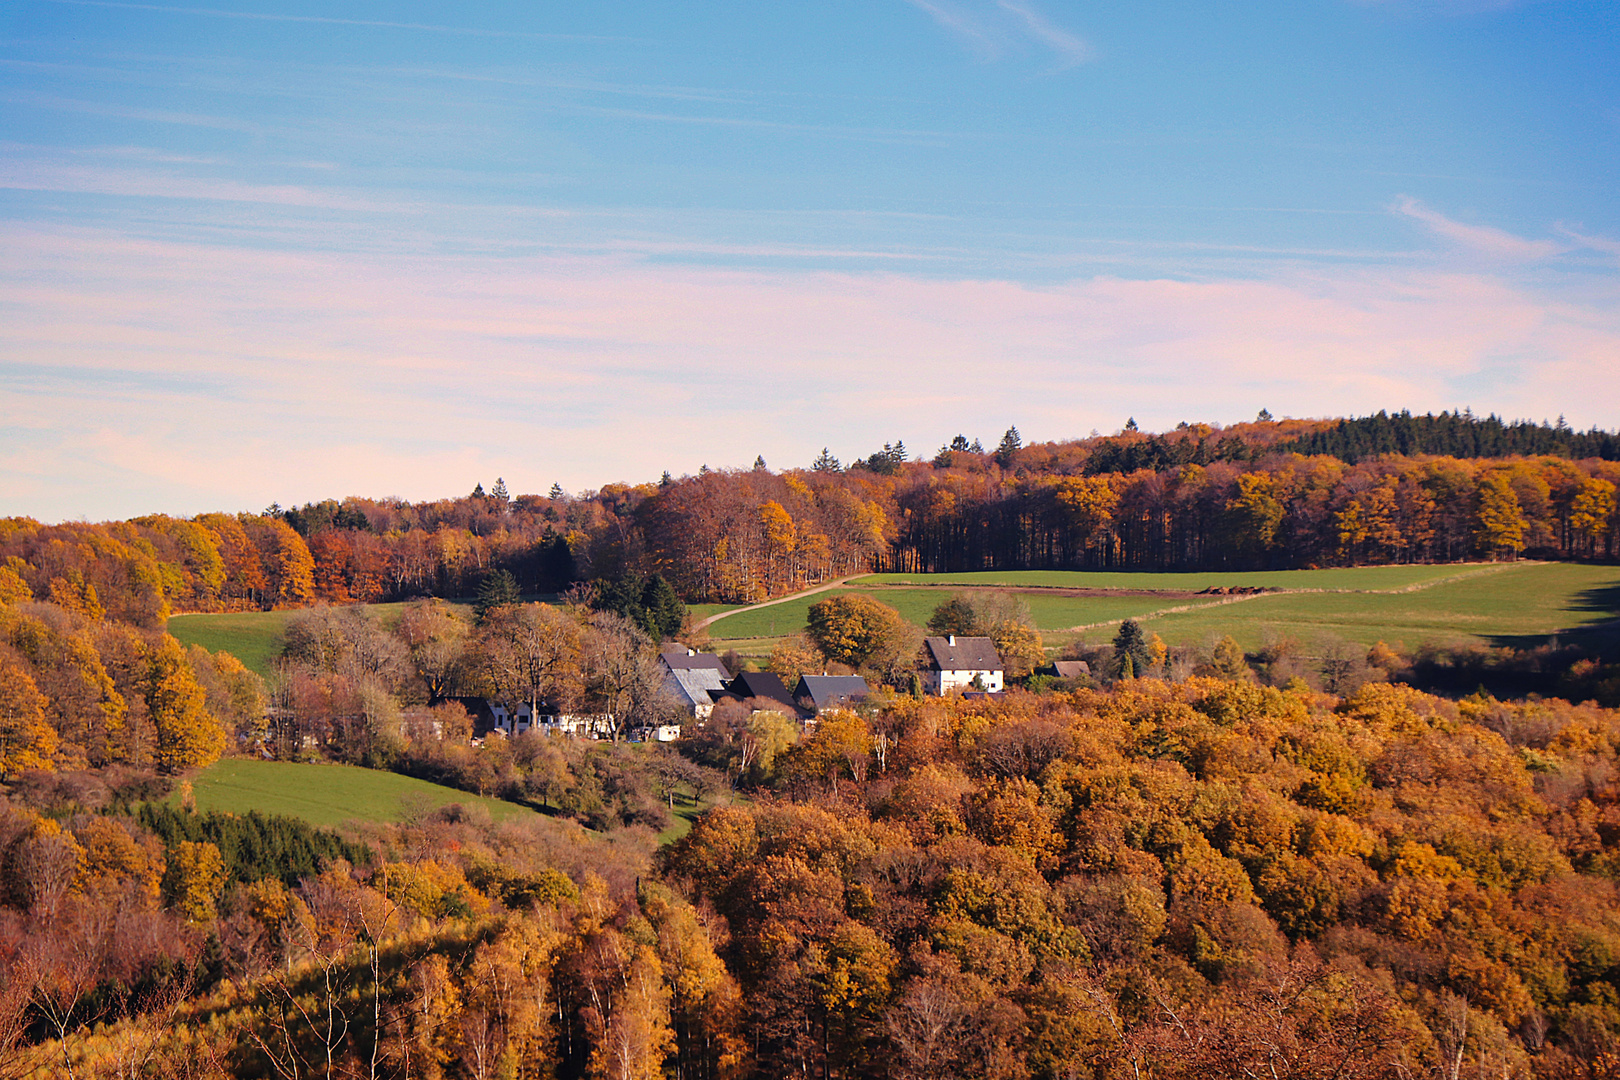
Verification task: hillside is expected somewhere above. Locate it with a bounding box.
[699,562,1620,665]
[183,758,543,828]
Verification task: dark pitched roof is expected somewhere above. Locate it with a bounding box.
[726,671,798,710]
[924,635,1003,672]
[794,675,871,710]
[1046,660,1091,678]
[660,648,732,680]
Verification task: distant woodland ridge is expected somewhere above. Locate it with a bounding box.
[3,410,1618,620]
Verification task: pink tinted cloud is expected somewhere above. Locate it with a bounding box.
[1394,196,1564,261]
[3,224,1618,520]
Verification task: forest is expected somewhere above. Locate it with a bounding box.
[1,412,1617,621]
[3,409,1620,1077]
[12,658,1620,1077]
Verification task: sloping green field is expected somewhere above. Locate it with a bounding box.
[1073,561,1620,653]
[184,758,538,828]
[860,565,1477,591]
[703,562,1620,660]
[166,610,294,676]
[167,599,473,678]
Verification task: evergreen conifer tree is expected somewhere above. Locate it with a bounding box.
[812,448,842,473]
[995,427,1022,467]
[475,569,521,623]
[1112,619,1152,679]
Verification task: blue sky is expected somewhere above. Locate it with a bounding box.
[3,0,1618,520]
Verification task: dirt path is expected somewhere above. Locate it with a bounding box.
[697,562,1533,636]
[694,577,858,630]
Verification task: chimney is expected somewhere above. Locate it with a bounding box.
[947,635,956,647]
[687,648,696,656]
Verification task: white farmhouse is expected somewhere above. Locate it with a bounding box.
[921,635,1004,695]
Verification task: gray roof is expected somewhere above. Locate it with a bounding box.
[924,635,1003,672]
[726,671,799,711]
[666,667,728,708]
[795,675,871,710]
[1049,660,1090,678]
[660,649,732,679]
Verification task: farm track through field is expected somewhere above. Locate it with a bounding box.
[693,577,858,630]
[1056,562,1525,631]
[698,563,1531,635]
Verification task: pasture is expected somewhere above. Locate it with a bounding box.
[702,562,1620,660]
[166,609,294,676]
[183,758,540,829]
[167,599,473,678]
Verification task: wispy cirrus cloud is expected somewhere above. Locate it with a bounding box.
[1393,196,1564,261]
[4,223,1617,521]
[995,1,1093,68]
[1556,225,1620,261]
[903,0,1092,67]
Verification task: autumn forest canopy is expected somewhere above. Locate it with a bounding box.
[3,410,1618,625]
[4,408,1620,1079]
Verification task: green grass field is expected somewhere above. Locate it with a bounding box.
[167,599,475,678]
[860,565,1481,592]
[166,610,296,676]
[702,563,1620,661]
[1073,561,1620,654]
[184,758,539,828]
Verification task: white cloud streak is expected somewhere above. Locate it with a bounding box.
[3,224,1617,522]
[1393,195,1564,261]
[903,0,1092,67]
[996,0,1093,67]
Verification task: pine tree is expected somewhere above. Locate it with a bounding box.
[548,482,566,501]
[640,575,687,640]
[995,427,1022,468]
[812,448,842,473]
[753,455,768,471]
[490,477,510,502]
[1111,619,1152,679]
[475,569,522,623]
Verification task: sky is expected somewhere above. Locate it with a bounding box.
[2,0,1618,521]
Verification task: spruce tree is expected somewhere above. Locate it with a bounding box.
[475,569,521,622]
[640,575,687,640]
[995,427,1022,467]
[1111,619,1152,679]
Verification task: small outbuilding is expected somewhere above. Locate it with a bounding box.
[794,675,871,713]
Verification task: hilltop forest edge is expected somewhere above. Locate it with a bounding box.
[6,409,1620,1078]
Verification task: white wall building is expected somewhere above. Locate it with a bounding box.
[921,635,1005,695]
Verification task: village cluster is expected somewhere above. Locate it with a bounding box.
[474,634,1087,744]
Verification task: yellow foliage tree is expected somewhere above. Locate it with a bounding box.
[0,647,56,777]
[144,635,225,773]
[170,840,227,923]
[1473,473,1526,559]
[1570,477,1616,555]
[0,564,32,606]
